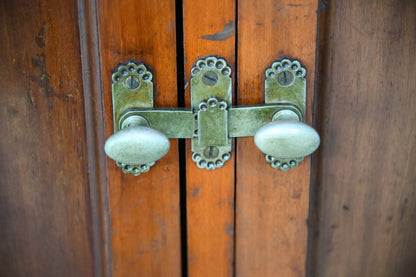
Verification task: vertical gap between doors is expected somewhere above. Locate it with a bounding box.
[233,1,238,276]
[306,0,336,276]
[175,0,188,276]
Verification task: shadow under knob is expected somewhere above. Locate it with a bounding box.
[104,126,170,165]
[254,120,320,159]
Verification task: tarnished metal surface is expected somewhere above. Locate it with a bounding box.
[198,97,228,146]
[120,109,195,138]
[264,58,306,118]
[105,57,319,175]
[228,104,301,137]
[190,57,232,170]
[260,58,320,170]
[111,60,153,133]
[109,62,157,175]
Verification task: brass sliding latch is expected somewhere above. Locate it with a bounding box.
[104,56,319,176]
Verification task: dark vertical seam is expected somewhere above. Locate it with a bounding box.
[175,0,188,276]
[306,0,337,276]
[305,2,323,274]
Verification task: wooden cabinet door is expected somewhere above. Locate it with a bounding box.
[1,1,415,277]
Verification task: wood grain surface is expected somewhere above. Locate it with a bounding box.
[183,1,236,276]
[77,0,111,275]
[235,1,318,276]
[97,1,182,276]
[0,0,94,276]
[310,0,416,276]
[4,1,414,276]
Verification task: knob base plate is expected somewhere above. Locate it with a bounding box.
[111,60,154,133]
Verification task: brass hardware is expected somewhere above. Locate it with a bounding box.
[265,59,306,118]
[254,120,320,170]
[255,58,320,171]
[110,61,153,132]
[104,57,319,176]
[190,57,232,170]
[105,124,170,172]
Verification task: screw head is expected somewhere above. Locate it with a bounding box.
[202,71,219,86]
[204,146,219,159]
[277,71,294,86]
[124,75,140,90]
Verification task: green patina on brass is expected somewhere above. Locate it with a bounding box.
[106,57,319,175]
[117,103,301,139]
[198,98,228,146]
[109,61,155,176]
[264,58,306,120]
[119,109,195,138]
[111,60,154,133]
[260,58,315,171]
[228,104,301,137]
[190,57,232,170]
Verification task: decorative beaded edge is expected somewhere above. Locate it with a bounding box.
[116,161,155,176]
[112,61,153,86]
[265,58,306,83]
[192,97,231,170]
[265,155,304,171]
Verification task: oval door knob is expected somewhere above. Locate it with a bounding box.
[254,120,320,159]
[104,125,170,165]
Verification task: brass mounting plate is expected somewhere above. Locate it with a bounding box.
[264,58,307,170]
[111,60,154,132]
[264,58,306,120]
[190,56,232,170]
[111,60,155,175]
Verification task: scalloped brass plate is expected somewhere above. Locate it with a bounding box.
[111,60,155,175]
[111,60,153,132]
[263,58,307,170]
[190,57,232,170]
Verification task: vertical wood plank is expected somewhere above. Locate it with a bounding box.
[0,0,95,276]
[183,1,236,276]
[311,1,416,276]
[77,0,111,275]
[236,1,318,276]
[97,1,182,276]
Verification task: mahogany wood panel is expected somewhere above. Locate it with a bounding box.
[0,0,94,276]
[97,1,182,276]
[235,1,318,276]
[183,1,236,276]
[310,1,416,276]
